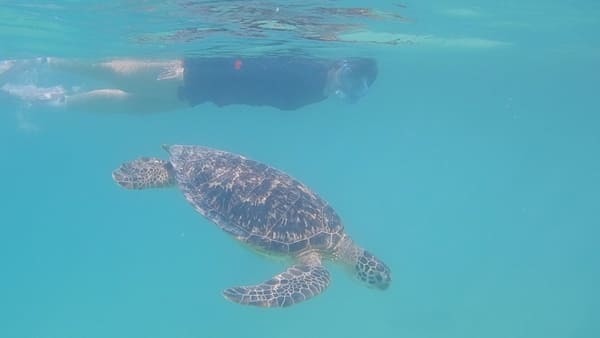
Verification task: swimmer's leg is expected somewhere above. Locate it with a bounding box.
[2,58,188,114]
[63,89,188,114]
[47,58,187,114]
[47,58,184,90]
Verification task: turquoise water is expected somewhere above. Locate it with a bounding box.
[1,1,599,337]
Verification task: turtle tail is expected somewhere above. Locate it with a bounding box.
[112,157,175,190]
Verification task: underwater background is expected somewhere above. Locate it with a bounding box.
[1,1,599,337]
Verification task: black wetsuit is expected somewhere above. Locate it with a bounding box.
[178,56,331,111]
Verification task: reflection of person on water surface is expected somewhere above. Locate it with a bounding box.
[0,55,378,112]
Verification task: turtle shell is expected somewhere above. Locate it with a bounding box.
[166,145,345,255]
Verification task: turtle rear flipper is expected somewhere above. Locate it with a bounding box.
[112,157,175,189]
[223,264,330,307]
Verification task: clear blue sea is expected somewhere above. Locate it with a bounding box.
[1,1,599,337]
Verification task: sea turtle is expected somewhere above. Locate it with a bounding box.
[112,144,391,307]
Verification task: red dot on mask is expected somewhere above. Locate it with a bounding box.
[234,59,243,70]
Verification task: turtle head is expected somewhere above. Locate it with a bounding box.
[112,157,175,190]
[354,250,391,290]
[337,236,391,289]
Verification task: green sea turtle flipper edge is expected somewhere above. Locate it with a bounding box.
[223,264,330,308]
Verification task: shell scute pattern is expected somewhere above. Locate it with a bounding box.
[169,146,344,253]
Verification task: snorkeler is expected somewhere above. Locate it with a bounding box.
[0,55,377,113]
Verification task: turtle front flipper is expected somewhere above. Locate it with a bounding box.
[112,157,175,189]
[223,264,330,307]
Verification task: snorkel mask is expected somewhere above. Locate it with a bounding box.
[330,58,378,103]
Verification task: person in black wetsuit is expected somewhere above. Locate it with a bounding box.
[179,56,377,110]
[0,55,378,113]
